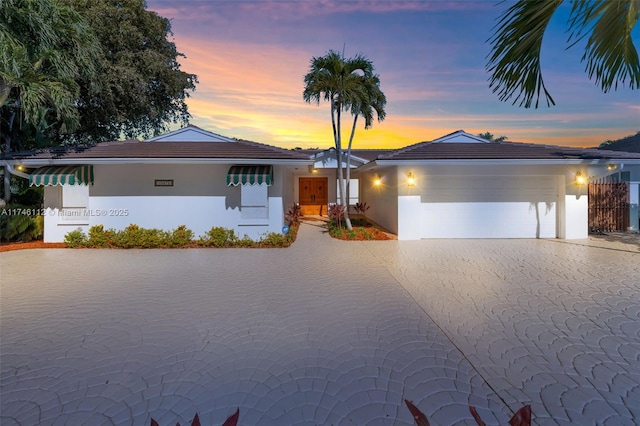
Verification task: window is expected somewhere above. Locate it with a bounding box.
[336,179,359,205]
[60,185,90,224]
[241,184,268,220]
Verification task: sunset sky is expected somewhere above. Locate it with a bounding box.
[146,0,639,149]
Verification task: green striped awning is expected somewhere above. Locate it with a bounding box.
[227,165,273,186]
[29,165,94,187]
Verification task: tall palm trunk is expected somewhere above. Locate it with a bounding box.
[333,96,352,230]
[345,114,359,220]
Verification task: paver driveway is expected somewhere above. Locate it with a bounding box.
[1,223,639,425]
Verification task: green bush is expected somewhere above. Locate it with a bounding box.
[87,225,115,247]
[260,232,287,247]
[235,235,256,248]
[168,225,194,247]
[61,223,299,249]
[64,229,87,247]
[200,226,237,247]
[0,205,44,242]
[112,224,164,248]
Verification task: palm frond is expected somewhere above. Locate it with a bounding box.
[486,0,563,108]
[568,0,640,92]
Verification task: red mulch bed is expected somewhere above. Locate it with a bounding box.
[0,241,67,252]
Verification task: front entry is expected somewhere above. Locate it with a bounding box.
[299,177,328,215]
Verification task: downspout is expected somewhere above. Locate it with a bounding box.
[1,161,32,179]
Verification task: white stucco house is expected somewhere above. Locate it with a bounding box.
[3,127,640,242]
[354,130,640,240]
[3,126,311,242]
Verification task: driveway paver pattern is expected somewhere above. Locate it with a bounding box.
[364,238,640,425]
[1,223,639,425]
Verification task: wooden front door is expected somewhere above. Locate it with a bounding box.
[299,177,328,215]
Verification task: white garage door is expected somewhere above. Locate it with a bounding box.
[420,176,558,238]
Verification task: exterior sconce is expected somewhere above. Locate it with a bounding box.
[374,177,382,187]
[407,172,415,186]
[606,164,618,171]
[575,172,586,185]
[308,165,318,173]
[16,165,24,172]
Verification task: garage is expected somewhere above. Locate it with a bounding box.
[419,175,559,238]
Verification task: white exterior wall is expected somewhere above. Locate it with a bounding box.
[358,166,398,234]
[42,163,289,242]
[359,163,590,240]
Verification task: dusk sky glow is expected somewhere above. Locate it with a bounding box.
[147,0,640,149]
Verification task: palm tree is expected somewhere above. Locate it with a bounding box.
[303,50,384,230]
[487,0,639,108]
[345,74,386,214]
[477,131,508,142]
[1,0,101,201]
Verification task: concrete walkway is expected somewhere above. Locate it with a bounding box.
[1,223,639,425]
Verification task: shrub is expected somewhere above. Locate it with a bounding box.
[0,206,44,242]
[113,224,164,248]
[87,225,114,248]
[354,201,370,218]
[235,235,255,248]
[168,225,194,247]
[259,232,287,247]
[328,203,346,228]
[200,226,237,247]
[64,229,87,247]
[285,203,302,225]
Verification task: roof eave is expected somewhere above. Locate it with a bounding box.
[359,158,640,169]
[2,158,313,166]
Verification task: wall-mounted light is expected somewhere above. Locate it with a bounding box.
[575,172,587,185]
[308,165,318,173]
[606,164,618,171]
[373,177,382,187]
[407,171,415,186]
[16,165,24,172]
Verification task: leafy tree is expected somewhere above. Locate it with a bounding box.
[1,0,101,201]
[487,0,639,108]
[303,50,385,230]
[477,131,508,142]
[59,0,198,143]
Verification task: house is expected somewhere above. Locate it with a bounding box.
[3,127,640,242]
[354,130,640,240]
[2,126,312,242]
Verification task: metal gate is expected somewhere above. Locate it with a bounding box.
[588,182,630,233]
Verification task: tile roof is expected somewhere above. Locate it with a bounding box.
[3,139,310,161]
[376,140,640,161]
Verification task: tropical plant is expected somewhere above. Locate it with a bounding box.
[477,131,508,142]
[344,73,385,213]
[487,0,639,108]
[151,408,239,426]
[0,208,43,242]
[328,203,346,228]
[353,201,370,218]
[285,203,302,225]
[405,399,531,426]
[0,0,101,201]
[303,49,385,230]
